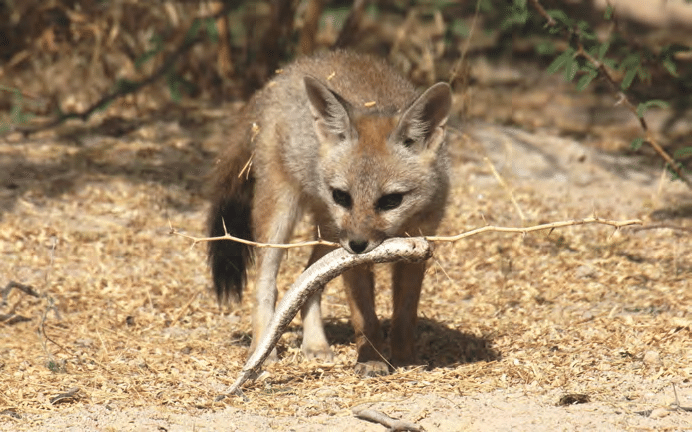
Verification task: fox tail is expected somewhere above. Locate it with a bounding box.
[206,143,255,303]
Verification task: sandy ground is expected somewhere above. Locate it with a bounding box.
[1,113,690,430]
[1,1,691,428]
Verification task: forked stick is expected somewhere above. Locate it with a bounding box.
[221,237,432,399]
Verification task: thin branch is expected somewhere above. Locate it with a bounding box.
[299,0,324,55]
[449,0,482,92]
[1,281,41,306]
[425,217,642,243]
[528,0,555,26]
[173,217,641,251]
[49,387,81,405]
[485,157,526,223]
[630,223,692,234]
[333,0,367,49]
[169,220,339,250]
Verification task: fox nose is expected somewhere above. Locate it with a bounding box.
[348,239,369,254]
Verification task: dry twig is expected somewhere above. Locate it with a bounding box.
[169,220,339,250]
[352,407,422,431]
[1,281,41,306]
[49,387,81,405]
[173,217,642,251]
[484,157,526,222]
[424,216,642,242]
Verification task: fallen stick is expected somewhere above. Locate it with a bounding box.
[352,407,422,431]
[220,237,432,399]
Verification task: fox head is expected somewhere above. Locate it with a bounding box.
[304,76,452,254]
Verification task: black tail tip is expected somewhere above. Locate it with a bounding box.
[209,239,250,304]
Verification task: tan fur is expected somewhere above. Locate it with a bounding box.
[208,51,452,375]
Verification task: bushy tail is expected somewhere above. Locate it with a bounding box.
[207,134,255,303]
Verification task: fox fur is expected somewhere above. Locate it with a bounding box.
[208,50,452,376]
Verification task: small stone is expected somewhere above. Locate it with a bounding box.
[642,350,661,366]
[575,265,598,279]
[649,407,670,419]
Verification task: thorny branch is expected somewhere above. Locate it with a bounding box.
[528,0,691,189]
[172,216,643,250]
[169,220,340,250]
[575,44,690,188]
[424,216,642,242]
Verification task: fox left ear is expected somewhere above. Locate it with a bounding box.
[304,76,352,145]
[396,82,451,152]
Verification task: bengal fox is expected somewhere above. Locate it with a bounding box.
[208,50,451,376]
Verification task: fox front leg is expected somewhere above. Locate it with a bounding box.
[343,264,389,376]
[390,260,426,366]
[249,178,301,360]
[300,243,335,361]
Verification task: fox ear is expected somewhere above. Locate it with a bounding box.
[395,82,451,152]
[304,76,352,143]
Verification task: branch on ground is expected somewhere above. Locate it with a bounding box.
[352,407,422,432]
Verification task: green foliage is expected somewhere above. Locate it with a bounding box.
[450,18,470,38]
[46,359,66,373]
[203,17,219,43]
[501,0,529,29]
[134,34,163,71]
[674,146,692,160]
[636,100,670,118]
[0,85,34,133]
[499,0,691,182]
[546,48,574,75]
[630,137,644,151]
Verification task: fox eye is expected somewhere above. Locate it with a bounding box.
[376,193,403,211]
[332,189,352,209]
[403,137,416,147]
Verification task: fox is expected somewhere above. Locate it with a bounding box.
[207,50,452,376]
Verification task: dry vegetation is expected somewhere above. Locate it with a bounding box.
[0,1,691,430]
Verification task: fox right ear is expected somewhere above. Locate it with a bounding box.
[395,82,452,153]
[304,76,352,143]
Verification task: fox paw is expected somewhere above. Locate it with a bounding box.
[302,344,334,361]
[354,360,390,377]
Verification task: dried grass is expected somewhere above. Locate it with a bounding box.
[0,111,689,426]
